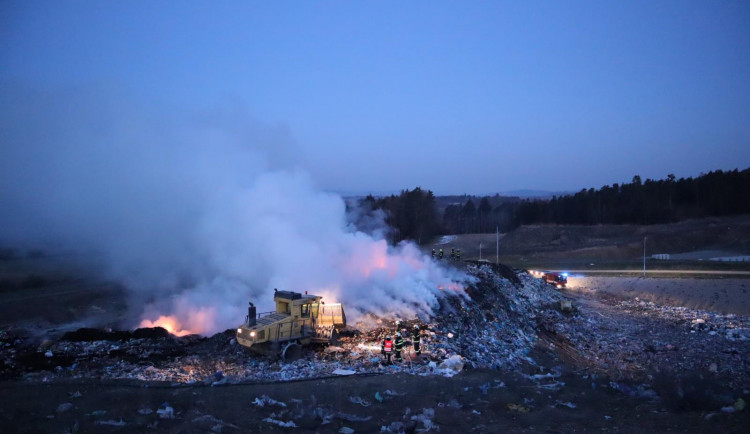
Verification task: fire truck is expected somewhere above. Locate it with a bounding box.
[542,271,568,289]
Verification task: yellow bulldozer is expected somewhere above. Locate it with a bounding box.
[236,289,346,360]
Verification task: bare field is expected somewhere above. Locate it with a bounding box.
[568,276,750,316]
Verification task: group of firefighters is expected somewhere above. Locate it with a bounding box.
[431,247,461,261]
[380,320,422,365]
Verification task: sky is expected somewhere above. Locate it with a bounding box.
[1,0,749,195]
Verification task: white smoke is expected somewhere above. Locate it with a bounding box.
[0,84,471,335]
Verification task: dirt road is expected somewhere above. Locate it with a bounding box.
[562,269,750,276]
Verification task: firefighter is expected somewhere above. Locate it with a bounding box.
[395,320,401,335]
[412,324,422,356]
[431,249,435,258]
[439,248,443,259]
[450,248,455,260]
[381,335,393,365]
[456,249,461,261]
[394,331,404,362]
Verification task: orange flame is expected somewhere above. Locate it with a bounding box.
[139,315,195,337]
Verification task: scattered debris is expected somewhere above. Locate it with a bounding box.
[507,403,530,413]
[253,395,287,408]
[94,419,126,427]
[157,403,175,419]
[410,408,435,431]
[56,402,73,413]
[263,417,297,428]
[348,396,370,407]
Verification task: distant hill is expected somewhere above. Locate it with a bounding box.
[498,189,572,199]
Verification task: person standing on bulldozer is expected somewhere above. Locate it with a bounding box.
[394,331,404,362]
[381,335,393,365]
[412,324,422,356]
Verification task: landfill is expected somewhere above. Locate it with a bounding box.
[1,261,749,399]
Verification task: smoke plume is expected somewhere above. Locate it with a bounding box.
[0,84,470,335]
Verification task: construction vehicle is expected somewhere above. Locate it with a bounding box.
[236,289,346,360]
[542,271,568,289]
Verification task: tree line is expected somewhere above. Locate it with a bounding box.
[355,168,750,244]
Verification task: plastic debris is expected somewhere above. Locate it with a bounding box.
[339,428,355,434]
[157,404,175,419]
[263,417,297,428]
[506,403,530,413]
[734,398,746,411]
[333,369,356,375]
[437,355,464,377]
[348,396,370,407]
[480,382,490,395]
[94,419,126,427]
[410,408,435,431]
[375,391,383,403]
[56,403,73,413]
[253,395,287,408]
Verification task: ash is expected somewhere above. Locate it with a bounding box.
[2,262,749,396]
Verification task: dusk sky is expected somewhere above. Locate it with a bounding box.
[2,1,749,195]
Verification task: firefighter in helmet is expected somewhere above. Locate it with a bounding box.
[450,248,455,260]
[431,249,435,258]
[456,249,461,261]
[412,324,422,356]
[439,248,444,259]
[381,335,393,365]
[395,320,402,336]
[394,331,405,362]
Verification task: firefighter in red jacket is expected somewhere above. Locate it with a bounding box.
[381,335,393,365]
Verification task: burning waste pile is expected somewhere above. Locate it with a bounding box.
[0,262,564,384]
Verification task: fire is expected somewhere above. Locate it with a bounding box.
[139,305,217,336]
[438,283,462,292]
[139,315,196,337]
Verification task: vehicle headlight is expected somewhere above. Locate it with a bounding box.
[250,331,256,337]
[237,328,242,334]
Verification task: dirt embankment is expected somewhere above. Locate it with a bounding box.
[437,215,750,265]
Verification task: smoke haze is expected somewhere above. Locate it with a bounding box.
[0,84,470,335]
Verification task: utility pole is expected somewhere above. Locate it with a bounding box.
[479,243,482,261]
[643,236,647,278]
[496,226,499,264]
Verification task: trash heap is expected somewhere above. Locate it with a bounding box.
[425,262,563,369]
[1,262,567,384]
[538,292,750,389]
